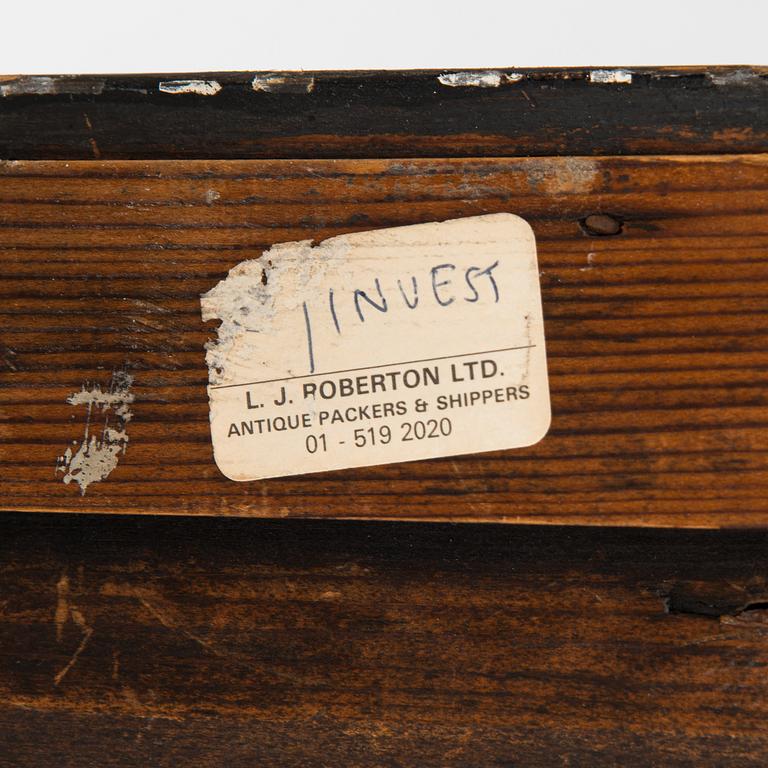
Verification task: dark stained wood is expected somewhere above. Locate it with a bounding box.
[1,155,768,525]
[2,512,768,766]
[3,67,767,767]
[0,67,767,160]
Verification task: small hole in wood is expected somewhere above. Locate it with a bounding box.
[580,213,623,236]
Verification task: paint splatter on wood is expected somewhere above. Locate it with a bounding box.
[55,371,134,495]
[438,71,524,88]
[589,69,633,84]
[158,80,222,96]
[0,76,106,97]
[707,71,766,87]
[251,73,315,93]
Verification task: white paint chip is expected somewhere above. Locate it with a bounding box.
[158,79,222,96]
[438,71,524,88]
[707,71,764,87]
[0,76,106,97]
[251,73,315,93]
[55,371,134,495]
[589,69,633,84]
[579,252,596,272]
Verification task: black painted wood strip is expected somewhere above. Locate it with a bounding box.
[0,68,767,160]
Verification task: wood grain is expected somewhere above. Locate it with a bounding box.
[1,154,767,525]
[0,68,766,160]
[2,512,768,766]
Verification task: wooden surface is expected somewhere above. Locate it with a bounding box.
[2,67,768,765]
[2,512,768,766]
[1,154,767,525]
[0,68,767,160]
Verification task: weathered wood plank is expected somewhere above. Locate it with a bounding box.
[0,68,767,160]
[2,513,768,766]
[1,155,767,525]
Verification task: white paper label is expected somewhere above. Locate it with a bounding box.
[201,213,550,481]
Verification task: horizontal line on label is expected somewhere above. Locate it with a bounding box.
[210,344,537,390]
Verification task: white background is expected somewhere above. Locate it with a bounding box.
[1,0,766,73]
